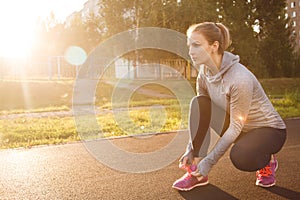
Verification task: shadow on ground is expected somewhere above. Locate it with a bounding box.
[264,186,300,200]
[179,184,238,200]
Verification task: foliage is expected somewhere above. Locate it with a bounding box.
[254,0,296,78]
[31,0,298,78]
[217,0,263,75]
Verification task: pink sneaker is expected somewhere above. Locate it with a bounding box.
[256,158,278,187]
[172,165,209,191]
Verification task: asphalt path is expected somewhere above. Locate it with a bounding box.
[0,119,299,200]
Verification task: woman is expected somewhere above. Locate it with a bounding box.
[172,22,286,191]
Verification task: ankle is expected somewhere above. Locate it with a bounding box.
[270,155,275,163]
[193,157,201,165]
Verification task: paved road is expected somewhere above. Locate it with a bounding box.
[0,119,299,200]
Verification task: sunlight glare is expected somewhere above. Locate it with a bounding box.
[0,0,85,58]
[0,1,36,58]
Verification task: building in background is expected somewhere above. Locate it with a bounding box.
[65,0,101,26]
[286,0,300,50]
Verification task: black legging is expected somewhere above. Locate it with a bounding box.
[189,96,287,172]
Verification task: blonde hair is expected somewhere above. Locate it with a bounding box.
[187,22,231,54]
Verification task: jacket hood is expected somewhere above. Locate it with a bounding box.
[206,51,240,83]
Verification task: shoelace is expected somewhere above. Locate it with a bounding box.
[257,165,272,177]
[181,164,197,173]
[182,165,198,179]
[184,173,193,180]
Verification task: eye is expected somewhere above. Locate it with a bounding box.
[192,43,201,48]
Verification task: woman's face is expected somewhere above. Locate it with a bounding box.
[187,32,213,66]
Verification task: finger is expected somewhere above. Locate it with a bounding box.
[178,162,184,169]
[182,157,188,165]
[191,171,202,177]
[179,157,188,169]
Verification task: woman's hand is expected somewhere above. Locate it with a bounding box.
[179,156,190,169]
[179,154,203,177]
[179,150,194,169]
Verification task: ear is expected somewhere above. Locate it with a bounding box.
[212,41,220,53]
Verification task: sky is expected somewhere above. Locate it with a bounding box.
[0,0,87,57]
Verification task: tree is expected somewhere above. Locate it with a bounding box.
[217,0,264,76]
[100,0,218,62]
[61,13,104,53]
[32,12,64,56]
[32,0,298,77]
[255,0,296,77]
[83,12,105,53]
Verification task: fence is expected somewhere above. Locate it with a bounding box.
[0,56,197,80]
[0,56,78,80]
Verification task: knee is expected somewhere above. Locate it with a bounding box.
[230,144,272,172]
[230,144,255,172]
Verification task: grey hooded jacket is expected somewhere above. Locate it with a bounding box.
[191,51,286,176]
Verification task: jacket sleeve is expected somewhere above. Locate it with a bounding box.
[179,141,193,163]
[199,78,254,176]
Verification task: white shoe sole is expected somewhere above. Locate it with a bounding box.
[172,180,209,191]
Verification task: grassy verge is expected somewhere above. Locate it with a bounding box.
[0,78,299,149]
[0,116,79,149]
[0,103,188,149]
[270,89,300,119]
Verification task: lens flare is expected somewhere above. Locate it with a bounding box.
[72,27,226,173]
[64,46,87,66]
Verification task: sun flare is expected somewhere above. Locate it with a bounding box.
[0,25,34,58]
[0,1,36,58]
[0,0,85,58]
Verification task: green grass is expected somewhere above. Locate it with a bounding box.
[0,78,299,149]
[0,103,188,149]
[97,104,188,138]
[271,89,300,119]
[0,116,79,149]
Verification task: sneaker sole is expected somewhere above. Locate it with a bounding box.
[255,181,276,188]
[172,180,209,191]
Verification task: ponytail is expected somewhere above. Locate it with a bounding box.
[215,23,231,54]
[187,22,231,54]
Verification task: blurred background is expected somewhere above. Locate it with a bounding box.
[0,0,300,80]
[1,0,300,149]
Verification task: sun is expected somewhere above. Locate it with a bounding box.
[0,0,85,58]
[0,1,37,58]
[0,22,34,58]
